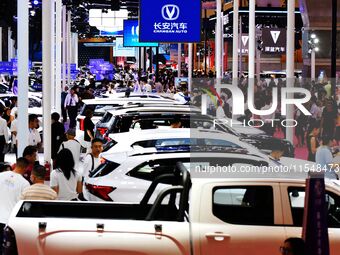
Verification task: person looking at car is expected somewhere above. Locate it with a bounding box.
[84,109,95,153]
[50,148,82,201]
[64,87,79,128]
[82,138,103,182]
[316,136,337,179]
[17,145,39,183]
[0,157,29,242]
[280,237,305,255]
[20,165,57,200]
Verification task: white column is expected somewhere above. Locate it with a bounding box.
[62,6,66,89]
[256,48,261,81]
[55,0,62,114]
[42,0,53,164]
[239,16,242,74]
[248,0,255,81]
[215,0,222,79]
[286,0,295,144]
[136,47,140,69]
[72,33,78,68]
[8,28,13,60]
[50,0,55,113]
[177,43,181,77]
[140,47,145,70]
[311,49,315,81]
[221,15,224,76]
[188,43,193,91]
[232,0,239,82]
[67,11,72,86]
[0,27,2,61]
[17,0,29,157]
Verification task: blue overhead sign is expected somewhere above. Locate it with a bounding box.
[139,0,201,43]
[123,20,159,47]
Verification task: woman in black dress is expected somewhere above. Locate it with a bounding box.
[306,120,320,162]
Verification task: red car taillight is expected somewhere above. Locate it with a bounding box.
[97,127,108,136]
[85,184,115,201]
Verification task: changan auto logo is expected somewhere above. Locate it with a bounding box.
[161,4,180,21]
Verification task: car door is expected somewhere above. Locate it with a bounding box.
[196,181,286,255]
[280,183,340,254]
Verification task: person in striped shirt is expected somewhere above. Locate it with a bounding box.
[20,165,57,201]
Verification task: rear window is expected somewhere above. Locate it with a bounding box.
[128,158,190,181]
[80,104,119,117]
[89,161,120,178]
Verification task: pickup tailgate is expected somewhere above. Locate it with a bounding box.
[8,201,191,255]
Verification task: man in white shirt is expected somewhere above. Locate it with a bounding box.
[316,136,337,179]
[10,112,17,156]
[28,114,41,149]
[82,138,103,182]
[0,157,29,242]
[144,80,153,93]
[64,87,79,128]
[0,108,9,162]
[59,129,81,173]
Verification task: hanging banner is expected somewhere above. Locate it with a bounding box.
[262,28,286,54]
[139,0,201,43]
[238,34,249,54]
[123,19,159,47]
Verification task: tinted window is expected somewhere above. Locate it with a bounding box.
[288,187,340,228]
[213,186,274,225]
[89,161,120,178]
[128,158,190,181]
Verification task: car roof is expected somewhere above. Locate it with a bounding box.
[104,151,270,166]
[108,128,240,143]
[82,97,174,105]
[105,106,196,115]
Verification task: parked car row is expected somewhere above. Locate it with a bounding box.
[6,162,340,254]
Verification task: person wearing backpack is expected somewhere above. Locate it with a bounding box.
[58,128,81,173]
[82,138,103,183]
